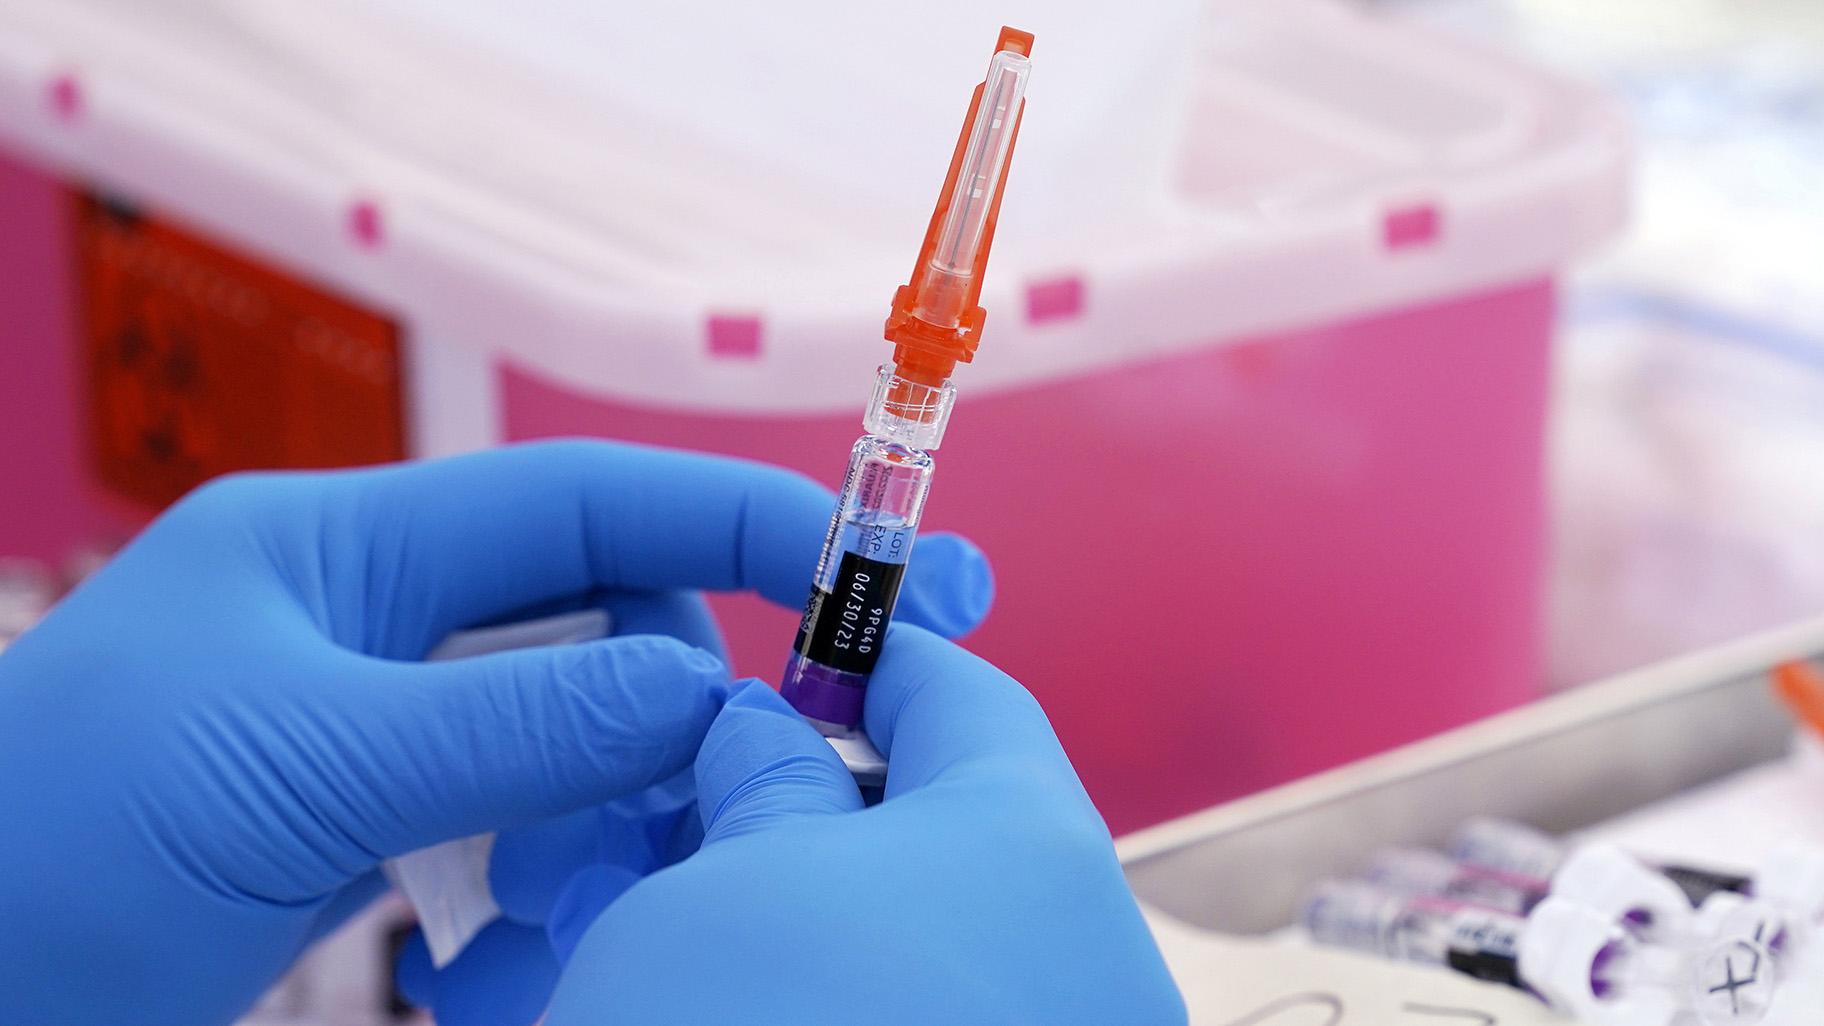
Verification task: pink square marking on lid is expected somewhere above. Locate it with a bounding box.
[348,200,384,249]
[707,315,762,359]
[1026,275,1084,324]
[48,73,83,122]
[1383,204,1441,250]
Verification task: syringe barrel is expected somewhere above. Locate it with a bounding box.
[780,413,935,731]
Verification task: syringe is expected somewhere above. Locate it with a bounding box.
[779,28,1033,766]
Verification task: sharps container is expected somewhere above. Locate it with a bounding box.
[0,0,1625,831]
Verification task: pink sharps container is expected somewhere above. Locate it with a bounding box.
[0,1,1625,833]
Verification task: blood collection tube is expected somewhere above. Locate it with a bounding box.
[1520,897,1781,1026]
[1363,847,1550,915]
[1304,883,1781,1025]
[1364,835,1691,944]
[1450,818,1757,910]
[1303,880,1537,990]
[1452,821,1824,943]
[780,28,1033,744]
[1448,817,1568,881]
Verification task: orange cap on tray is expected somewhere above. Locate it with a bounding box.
[1774,661,1824,740]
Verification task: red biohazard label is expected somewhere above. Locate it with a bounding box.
[71,191,407,509]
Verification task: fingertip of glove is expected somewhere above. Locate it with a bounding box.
[722,677,797,717]
[904,533,994,638]
[646,635,728,676]
[489,810,607,925]
[436,921,561,1026]
[393,928,435,1010]
[547,863,642,967]
[586,634,729,691]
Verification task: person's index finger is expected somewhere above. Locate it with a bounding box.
[584,448,993,637]
[564,442,835,606]
[864,624,1082,797]
[352,440,835,650]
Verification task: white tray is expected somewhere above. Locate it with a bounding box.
[1119,616,1823,933]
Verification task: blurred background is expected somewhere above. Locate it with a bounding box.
[0,0,1820,877]
[7,0,1824,1020]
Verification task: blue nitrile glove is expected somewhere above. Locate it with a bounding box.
[539,624,1187,1026]
[0,440,991,1026]
[398,544,994,1025]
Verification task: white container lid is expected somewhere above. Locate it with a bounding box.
[0,0,1627,412]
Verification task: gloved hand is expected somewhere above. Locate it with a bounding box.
[395,498,997,1025]
[539,624,1186,1025]
[0,440,991,1026]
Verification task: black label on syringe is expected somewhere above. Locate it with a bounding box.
[793,551,907,676]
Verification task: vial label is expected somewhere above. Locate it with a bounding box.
[1443,908,1525,988]
[793,550,907,676]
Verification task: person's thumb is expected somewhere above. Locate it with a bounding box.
[696,681,862,844]
[334,634,729,857]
